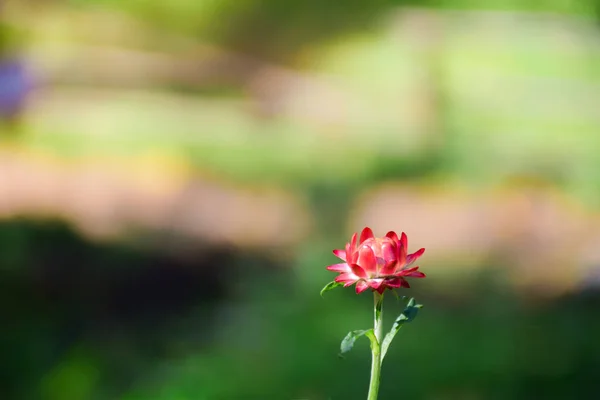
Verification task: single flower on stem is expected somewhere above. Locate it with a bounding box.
[321,227,427,400]
[326,227,426,294]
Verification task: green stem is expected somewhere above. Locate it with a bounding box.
[367,291,384,400]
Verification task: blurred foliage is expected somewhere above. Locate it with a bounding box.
[31,0,598,62]
[2,220,600,399]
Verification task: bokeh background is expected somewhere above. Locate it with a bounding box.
[2,0,600,399]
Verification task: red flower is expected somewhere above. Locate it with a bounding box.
[326,227,426,294]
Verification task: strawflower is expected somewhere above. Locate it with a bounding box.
[326,227,425,294]
[321,227,427,400]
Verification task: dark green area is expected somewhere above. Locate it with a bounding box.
[2,219,600,399]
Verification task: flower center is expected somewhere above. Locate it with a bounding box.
[361,237,397,277]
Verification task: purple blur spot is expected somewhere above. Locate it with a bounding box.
[0,58,32,119]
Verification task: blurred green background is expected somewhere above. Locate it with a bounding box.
[2,0,600,399]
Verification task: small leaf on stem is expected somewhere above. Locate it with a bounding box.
[339,329,373,357]
[380,297,423,361]
[320,281,343,297]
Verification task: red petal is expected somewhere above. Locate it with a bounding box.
[344,242,356,264]
[349,263,368,279]
[357,246,377,275]
[406,248,425,265]
[385,231,399,241]
[381,240,397,264]
[385,277,410,288]
[346,245,358,264]
[359,227,374,244]
[396,266,419,275]
[335,273,358,283]
[332,249,347,261]
[400,232,408,250]
[395,266,426,278]
[376,285,387,294]
[355,280,370,294]
[385,277,403,288]
[380,259,397,276]
[349,233,357,252]
[326,263,351,273]
[398,232,408,265]
[367,278,385,290]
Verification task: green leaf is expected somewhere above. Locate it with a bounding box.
[380,297,423,361]
[320,281,343,297]
[339,329,373,357]
[402,297,423,323]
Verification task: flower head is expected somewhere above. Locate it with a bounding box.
[326,227,426,294]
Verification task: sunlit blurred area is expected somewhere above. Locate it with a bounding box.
[2,0,600,398]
